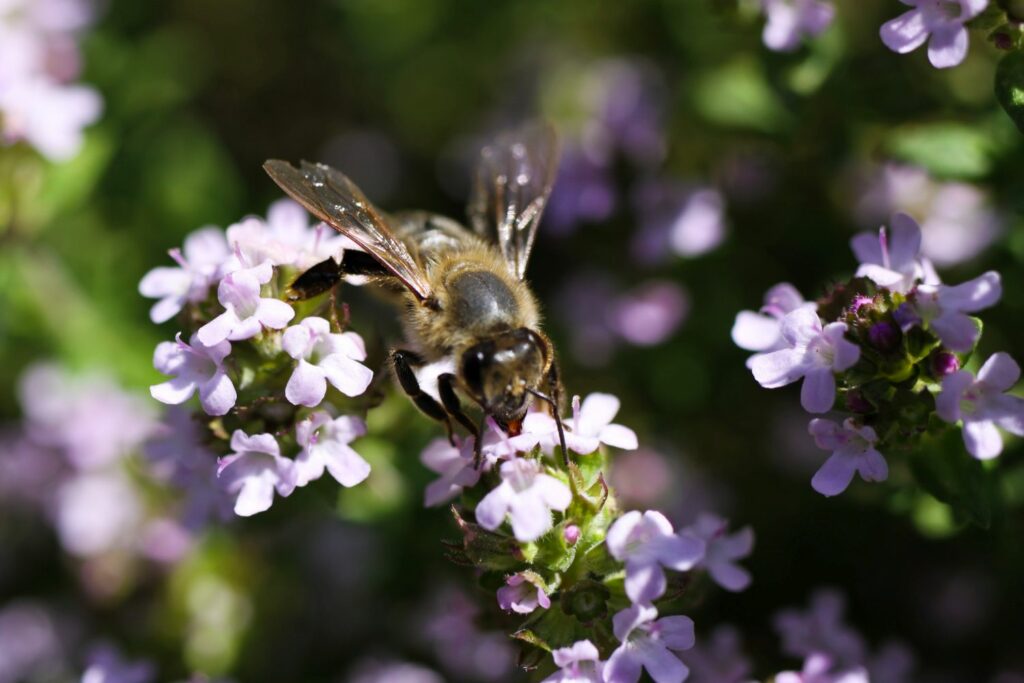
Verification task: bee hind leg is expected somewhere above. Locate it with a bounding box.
[391,349,456,445]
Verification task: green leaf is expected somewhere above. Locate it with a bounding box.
[909,434,1002,529]
[886,122,998,179]
[692,58,792,133]
[996,50,1024,135]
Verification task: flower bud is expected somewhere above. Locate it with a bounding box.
[845,389,873,414]
[563,524,581,546]
[930,351,960,378]
[559,579,610,622]
[868,321,901,352]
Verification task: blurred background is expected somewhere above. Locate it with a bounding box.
[2,0,1024,680]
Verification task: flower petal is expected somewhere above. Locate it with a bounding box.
[963,419,1003,459]
[927,23,969,69]
[800,367,836,413]
[475,483,513,531]
[285,360,328,407]
[749,349,806,389]
[600,424,639,450]
[731,311,782,351]
[880,8,929,54]
[256,298,296,330]
[930,312,980,353]
[656,615,695,652]
[938,271,1001,313]
[321,442,371,487]
[811,453,857,496]
[579,393,621,432]
[977,352,1020,393]
[624,560,667,604]
[320,354,374,397]
[199,369,236,416]
[150,376,197,406]
[709,560,752,592]
[634,638,688,683]
[936,370,974,423]
[605,644,643,683]
[856,448,889,483]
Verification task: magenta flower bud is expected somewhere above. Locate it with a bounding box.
[931,351,960,378]
[845,389,873,414]
[563,524,581,546]
[868,321,901,352]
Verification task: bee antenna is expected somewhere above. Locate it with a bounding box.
[527,388,569,467]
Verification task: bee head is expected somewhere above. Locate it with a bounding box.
[460,328,548,423]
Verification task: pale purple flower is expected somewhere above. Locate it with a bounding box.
[150,333,236,417]
[347,660,444,683]
[748,308,860,413]
[420,436,480,507]
[55,470,143,557]
[281,317,373,406]
[81,645,155,683]
[138,227,231,323]
[595,59,668,166]
[496,572,550,614]
[633,182,727,262]
[475,458,572,542]
[776,655,869,683]
[222,202,352,270]
[606,510,705,604]
[678,625,753,683]
[19,363,156,470]
[731,282,811,357]
[543,640,605,683]
[684,514,754,592]
[0,77,101,160]
[294,411,369,487]
[880,0,987,69]
[546,145,616,234]
[894,271,1001,352]
[774,590,867,668]
[855,164,1002,267]
[935,352,1024,459]
[196,261,294,346]
[0,601,64,683]
[808,418,888,496]
[216,430,297,517]
[527,393,638,457]
[609,281,689,347]
[850,213,937,294]
[605,604,695,683]
[762,0,836,52]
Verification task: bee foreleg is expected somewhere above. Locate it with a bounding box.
[545,361,569,467]
[438,373,480,440]
[391,349,455,444]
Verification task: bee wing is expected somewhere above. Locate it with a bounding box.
[263,159,433,301]
[468,122,560,280]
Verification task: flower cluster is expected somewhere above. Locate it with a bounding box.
[143,199,373,517]
[734,213,1023,497]
[0,0,103,160]
[421,391,752,682]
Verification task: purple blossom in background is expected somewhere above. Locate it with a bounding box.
[895,271,1001,352]
[543,640,604,683]
[294,412,369,487]
[19,364,156,471]
[419,587,516,681]
[138,227,231,324]
[761,0,836,52]
[496,572,550,614]
[776,654,869,683]
[81,645,156,683]
[420,436,480,507]
[936,352,1024,459]
[880,0,987,69]
[0,78,101,160]
[196,261,294,346]
[595,59,668,166]
[217,430,297,517]
[282,317,373,406]
[732,282,812,360]
[475,458,571,542]
[774,590,867,668]
[606,510,705,604]
[55,469,143,557]
[609,281,689,347]
[0,601,65,683]
[808,418,888,496]
[679,625,753,683]
[855,164,1003,267]
[749,307,860,413]
[346,660,443,683]
[605,604,695,683]
[684,514,754,592]
[151,333,236,417]
[0,0,102,160]
[546,144,616,234]
[633,181,727,263]
[850,213,937,294]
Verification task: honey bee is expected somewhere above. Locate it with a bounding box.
[264,123,567,462]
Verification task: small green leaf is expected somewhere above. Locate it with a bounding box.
[909,434,1002,529]
[996,51,1024,134]
[692,58,792,133]
[886,122,997,179]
